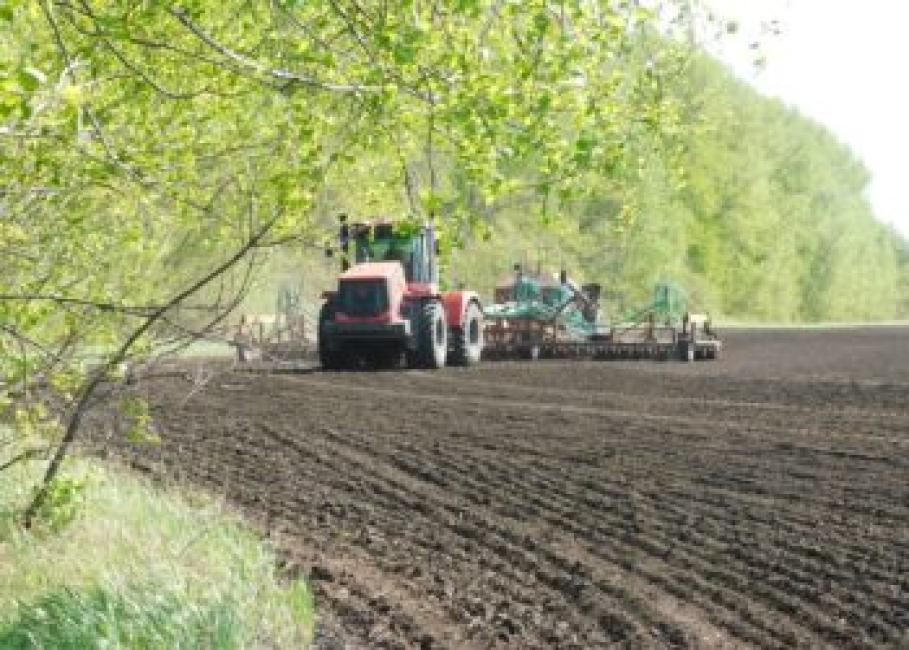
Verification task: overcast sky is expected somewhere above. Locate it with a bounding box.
[706,0,909,238]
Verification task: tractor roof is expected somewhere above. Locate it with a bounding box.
[350,219,428,234]
[340,261,403,281]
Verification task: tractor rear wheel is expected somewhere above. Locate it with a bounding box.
[449,301,483,366]
[407,301,447,369]
[318,304,344,370]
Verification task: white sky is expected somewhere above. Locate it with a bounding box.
[706,0,909,238]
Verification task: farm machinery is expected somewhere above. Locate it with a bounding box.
[233,285,313,363]
[238,215,720,368]
[317,217,484,369]
[482,266,721,361]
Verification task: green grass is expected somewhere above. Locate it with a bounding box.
[0,458,313,649]
[0,586,240,649]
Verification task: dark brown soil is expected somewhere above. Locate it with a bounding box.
[89,327,909,649]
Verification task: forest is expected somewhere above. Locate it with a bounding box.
[446,51,909,322]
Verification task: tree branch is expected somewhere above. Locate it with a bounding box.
[0,447,51,473]
[23,212,282,528]
[170,6,382,95]
[0,294,157,317]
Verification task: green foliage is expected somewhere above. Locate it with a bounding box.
[32,473,88,532]
[0,459,314,648]
[120,396,160,445]
[446,51,909,322]
[0,586,239,650]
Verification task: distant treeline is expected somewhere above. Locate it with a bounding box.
[447,53,908,322]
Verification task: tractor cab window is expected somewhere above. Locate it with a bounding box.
[354,229,416,278]
[337,279,388,317]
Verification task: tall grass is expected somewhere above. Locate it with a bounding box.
[0,458,313,649]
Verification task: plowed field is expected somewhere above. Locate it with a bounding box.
[92,328,909,649]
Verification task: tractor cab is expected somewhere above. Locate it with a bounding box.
[342,220,439,288]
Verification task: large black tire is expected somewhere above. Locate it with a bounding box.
[367,346,402,370]
[318,304,344,370]
[407,301,447,369]
[449,301,483,366]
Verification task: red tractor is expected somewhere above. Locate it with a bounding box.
[318,217,484,370]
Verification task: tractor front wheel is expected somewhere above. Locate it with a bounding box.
[449,301,483,366]
[368,346,402,370]
[318,304,344,370]
[408,301,447,369]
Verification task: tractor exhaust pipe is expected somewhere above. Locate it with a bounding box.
[339,214,350,272]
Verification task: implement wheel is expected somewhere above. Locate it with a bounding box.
[520,344,541,361]
[449,302,483,366]
[407,301,447,369]
[679,341,695,362]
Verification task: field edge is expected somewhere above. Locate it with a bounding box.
[0,454,314,649]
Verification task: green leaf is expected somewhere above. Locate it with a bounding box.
[18,67,45,92]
